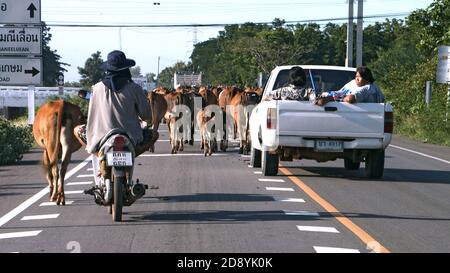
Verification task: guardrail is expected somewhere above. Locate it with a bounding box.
[0,86,80,108]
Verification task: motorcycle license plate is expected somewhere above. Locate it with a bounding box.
[106,152,133,166]
[314,140,343,152]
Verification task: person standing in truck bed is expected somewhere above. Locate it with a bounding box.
[315,66,385,106]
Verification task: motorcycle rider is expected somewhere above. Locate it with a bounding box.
[86,50,158,157]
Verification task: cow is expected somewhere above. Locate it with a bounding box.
[145,92,168,152]
[229,89,261,154]
[32,100,83,205]
[196,109,217,156]
[217,86,243,151]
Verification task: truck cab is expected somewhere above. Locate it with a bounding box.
[249,65,393,178]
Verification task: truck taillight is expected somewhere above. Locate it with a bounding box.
[267,108,277,129]
[384,111,393,133]
[113,136,126,151]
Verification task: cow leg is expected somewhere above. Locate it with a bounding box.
[204,139,209,157]
[50,162,59,202]
[57,125,73,206]
[43,150,53,199]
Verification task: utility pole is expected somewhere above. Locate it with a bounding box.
[346,0,354,67]
[356,0,364,67]
[119,27,122,50]
[156,56,160,86]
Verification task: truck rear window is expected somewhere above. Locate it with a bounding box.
[273,69,356,93]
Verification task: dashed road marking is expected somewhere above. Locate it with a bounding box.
[66,181,93,186]
[266,187,294,192]
[259,178,285,183]
[64,190,84,195]
[0,156,91,228]
[275,197,305,203]
[280,166,390,253]
[141,153,227,157]
[283,210,319,217]
[0,230,42,240]
[313,246,360,253]
[21,214,60,221]
[297,225,339,233]
[77,174,94,178]
[253,171,262,174]
[39,201,74,206]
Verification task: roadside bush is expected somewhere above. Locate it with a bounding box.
[0,118,35,165]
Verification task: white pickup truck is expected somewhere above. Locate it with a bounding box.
[249,65,393,178]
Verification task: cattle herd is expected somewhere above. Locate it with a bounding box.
[32,84,262,205]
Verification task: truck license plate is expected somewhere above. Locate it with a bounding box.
[106,152,133,166]
[314,140,343,152]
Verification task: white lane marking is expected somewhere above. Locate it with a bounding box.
[313,246,360,253]
[21,214,60,221]
[86,168,93,171]
[0,230,42,240]
[275,197,305,203]
[254,171,262,174]
[241,155,251,158]
[297,225,339,233]
[284,210,319,217]
[39,201,74,206]
[140,153,227,157]
[66,181,92,186]
[77,174,94,178]
[390,145,450,165]
[64,190,84,195]
[258,178,285,182]
[0,156,91,228]
[266,187,294,192]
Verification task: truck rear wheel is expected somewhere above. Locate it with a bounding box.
[262,150,279,176]
[344,159,360,170]
[365,149,385,179]
[250,147,261,168]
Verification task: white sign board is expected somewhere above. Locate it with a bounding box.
[437,45,450,84]
[0,0,41,24]
[0,26,42,55]
[0,57,42,86]
[132,77,149,91]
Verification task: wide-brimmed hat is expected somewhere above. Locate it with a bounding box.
[100,50,136,72]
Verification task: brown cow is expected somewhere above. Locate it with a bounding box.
[229,90,260,154]
[32,100,83,205]
[196,109,217,156]
[145,92,168,152]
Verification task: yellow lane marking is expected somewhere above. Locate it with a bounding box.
[279,167,390,253]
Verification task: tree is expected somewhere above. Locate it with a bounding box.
[78,51,104,89]
[41,22,69,86]
[130,66,142,77]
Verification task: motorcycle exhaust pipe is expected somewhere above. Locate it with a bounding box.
[131,183,146,198]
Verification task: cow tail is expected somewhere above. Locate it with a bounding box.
[51,100,64,165]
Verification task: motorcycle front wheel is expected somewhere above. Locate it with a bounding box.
[112,169,124,222]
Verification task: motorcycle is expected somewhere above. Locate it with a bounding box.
[84,129,147,222]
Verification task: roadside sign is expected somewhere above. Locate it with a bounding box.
[132,76,149,91]
[0,57,42,86]
[437,45,450,84]
[0,26,42,55]
[0,0,41,24]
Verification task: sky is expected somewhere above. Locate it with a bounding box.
[40,0,435,83]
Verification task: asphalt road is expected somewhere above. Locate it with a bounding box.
[0,127,449,253]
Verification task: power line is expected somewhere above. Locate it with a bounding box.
[45,12,410,28]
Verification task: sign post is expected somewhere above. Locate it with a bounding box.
[0,0,42,125]
[436,46,450,121]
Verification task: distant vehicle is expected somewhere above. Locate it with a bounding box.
[249,65,393,178]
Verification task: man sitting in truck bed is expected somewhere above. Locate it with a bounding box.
[264,66,314,101]
[315,66,385,106]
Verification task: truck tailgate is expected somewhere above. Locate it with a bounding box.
[278,101,385,138]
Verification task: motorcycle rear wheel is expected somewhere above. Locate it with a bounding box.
[112,169,124,222]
